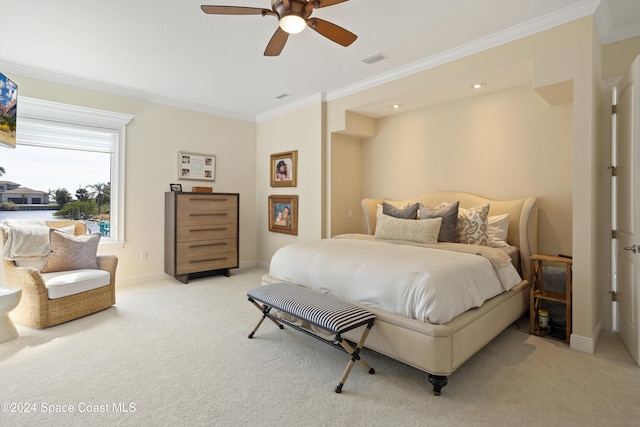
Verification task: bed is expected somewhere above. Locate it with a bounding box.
[262,192,538,394]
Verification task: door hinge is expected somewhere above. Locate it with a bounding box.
[612,229,617,239]
[612,104,617,114]
[609,290,618,302]
[609,166,617,176]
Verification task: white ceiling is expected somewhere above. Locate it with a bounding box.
[1,0,639,121]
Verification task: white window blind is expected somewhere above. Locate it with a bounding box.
[17,117,117,153]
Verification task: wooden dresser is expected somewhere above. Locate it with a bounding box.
[165,192,239,283]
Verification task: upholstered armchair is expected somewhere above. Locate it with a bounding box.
[0,220,117,328]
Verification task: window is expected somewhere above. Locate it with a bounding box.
[7,97,133,245]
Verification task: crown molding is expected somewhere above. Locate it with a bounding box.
[0,60,255,123]
[326,0,600,103]
[256,92,325,122]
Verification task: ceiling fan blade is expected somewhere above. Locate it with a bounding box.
[306,18,357,47]
[264,27,289,56]
[201,5,275,16]
[314,0,349,8]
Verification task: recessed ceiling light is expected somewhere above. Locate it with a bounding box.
[392,104,401,109]
[471,82,487,89]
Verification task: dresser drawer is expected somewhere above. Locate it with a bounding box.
[176,239,237,258]
[176,252,238,275]
[176,224,236,242]
[177,194,237,212]
[176,208,237,226]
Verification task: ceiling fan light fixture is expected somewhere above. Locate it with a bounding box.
[279,14,306,34]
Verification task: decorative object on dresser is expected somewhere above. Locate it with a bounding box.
[165,192,239,283]
[192,186,213,193]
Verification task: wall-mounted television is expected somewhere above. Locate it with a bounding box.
[0,71,18,149]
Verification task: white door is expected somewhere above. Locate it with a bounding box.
[616,55,640,365]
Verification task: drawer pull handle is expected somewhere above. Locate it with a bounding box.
[189,242,227,248]
[189,213,227,217]
[190,257,227,264]
[189,227,227,232]
[188,198,230,202]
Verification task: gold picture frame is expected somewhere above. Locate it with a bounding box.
[270,150,297,187]
[268,195,298,235]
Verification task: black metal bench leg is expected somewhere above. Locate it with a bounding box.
[247,298,284,338]
[334,322,375,393]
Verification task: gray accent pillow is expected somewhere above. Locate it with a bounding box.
[418,201,459,243]
[42,230,101,273]
[382,202,419,219]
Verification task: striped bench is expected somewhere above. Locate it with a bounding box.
[247,282,376,393]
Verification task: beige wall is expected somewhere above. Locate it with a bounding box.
[344,85,573,257]
[2,75,257,282]
[603,35,640,79]
[256,101,324,267]
[330,133,364,236]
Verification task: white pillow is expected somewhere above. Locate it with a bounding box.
[375,212,442,244]
[54,225,76,234]
[488,213,510,248]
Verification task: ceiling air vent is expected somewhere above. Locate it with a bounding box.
[362,53,388,65]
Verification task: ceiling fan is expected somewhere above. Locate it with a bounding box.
[201,0,357,56]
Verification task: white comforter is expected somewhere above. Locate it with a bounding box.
[268,236,522,324]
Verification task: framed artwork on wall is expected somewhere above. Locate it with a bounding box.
[0,71,18,149]
[268,195,298,235]
[270,150,297,187]
[178,151,215,181]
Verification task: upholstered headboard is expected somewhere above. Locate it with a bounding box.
[361,192,538,280]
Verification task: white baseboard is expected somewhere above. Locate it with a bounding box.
[570,319,603,354]
[117,261,262,286]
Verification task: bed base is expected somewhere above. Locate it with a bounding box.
[263,274,529,395]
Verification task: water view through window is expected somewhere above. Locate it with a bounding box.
[0,144,110,234]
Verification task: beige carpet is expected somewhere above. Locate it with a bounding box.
[1,267,638,426]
